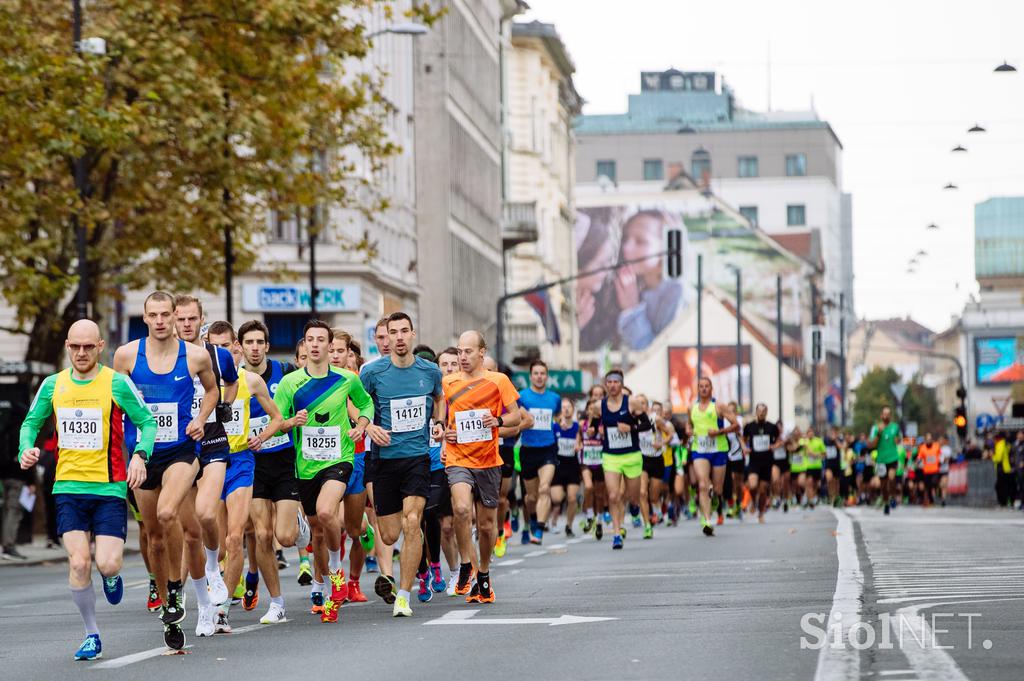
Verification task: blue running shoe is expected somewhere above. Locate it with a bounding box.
[102,575,123,605]
[520,529,530,545]
[631,514,642,529]
[365,555,379,574]
[602,511,612,524]
[74,634,102,661]
[510,510,520,533]
[417,573,433,603]
[430,565,446,593]
[612,535,623,550]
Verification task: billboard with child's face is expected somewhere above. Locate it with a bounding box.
[575,200,805,355]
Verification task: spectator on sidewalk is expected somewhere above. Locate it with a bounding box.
[2,442,37,561]
[992,431,1015,507]
[1011,430,1024,510]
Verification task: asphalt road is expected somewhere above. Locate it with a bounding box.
[1,505,1020,681]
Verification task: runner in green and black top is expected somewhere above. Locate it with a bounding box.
[274,320,374,623]
[868,406,902,515]
[19,319,156,661]
[600,369,645,550]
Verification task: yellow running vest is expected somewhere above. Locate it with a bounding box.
[225,370,252,454]
[689,401,728,454]
[52,367,127,484]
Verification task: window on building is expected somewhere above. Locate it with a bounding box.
[785,153,807,177]
[643,159,664,181]
[127,316,147,342]
[786,204,806,226]
[739,205,759,226]
[596,160,616,183]
[265,313,312,350]
[737,156,759,178]
[691,148,711,180]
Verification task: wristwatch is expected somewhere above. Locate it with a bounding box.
[496,416,505,428]
[134,450,149,464]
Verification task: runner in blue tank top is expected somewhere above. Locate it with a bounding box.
[113,291,220,652]
[516,360,561,545]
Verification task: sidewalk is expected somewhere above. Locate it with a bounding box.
[1,522,141,567]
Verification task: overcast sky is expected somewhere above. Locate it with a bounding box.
[522,0,1024,333]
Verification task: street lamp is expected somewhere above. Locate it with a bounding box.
[994,61,1017,73]
[366,22,429,39]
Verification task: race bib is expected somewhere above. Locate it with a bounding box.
[302,426,341,461]
[639,431,657,457]
[557,437,577,458]
[390,395,427,434]
[56,407,102,451]
[582,444,603,466]
[753,435,770,451]
[607,428,632,449]
[191,377,216,423]
[826,446,838,460]
[773,447,787,461]
[150,403,179,443]
[529,408,553,431]
[792,454,805,468]
[224,400,245,436]
[249,414,289,450]
[696,435,715,452]
[455,409,491,444]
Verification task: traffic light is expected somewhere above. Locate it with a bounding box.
[667,228,683,278]
[953,405,967,439]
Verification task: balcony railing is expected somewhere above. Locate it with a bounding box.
[502,201,538,248]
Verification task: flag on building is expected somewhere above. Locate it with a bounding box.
[524,287,561,345]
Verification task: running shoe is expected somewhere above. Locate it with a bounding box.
[417,573,433,603]
[520,529,530,545]
[260,602,287,625]
[214,609,231,634]
[360,520,376,552]
[529,528,542,545]
[374,574,397,604]
[320,597,339,623]
[454,566,475,596]
[688,499,698,516]
[430,565,446,593]
[620,527,627,539]
[196,604,216,637]
[631,513,642,529]
[446,574,459,597]
[206,568,229,606]
[393,595,413,617]
[884,504,890,515]
[74,634,102,661]
[232,573,245,602]
[602,511,612,523]
[102,575,123,605]
[310,591,325,614]
[297,560,313,586]
[494,534,507,558]
[276,549,289,570]
[347,580,368,603]
[716,513,724,526]
[612,535,623,550]
[565,526,575,538]
[147,581,162,612]
[581,517,594,534]
[594,523,603,541]
[466,578,495,604]
[642,524,653,540]
[503,518,513,539]
[160,591,185,626]
[328,568,347,605]
[701,516,715,536]
[163,623,185,650]
[242,584,259,611]
[365,555,379,573]
[510,510,520,533]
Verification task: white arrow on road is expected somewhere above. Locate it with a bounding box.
[423,609,616,627]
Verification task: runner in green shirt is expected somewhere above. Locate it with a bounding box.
[273,319,373,623]
[868,406,902,515]
[801,428,826,508]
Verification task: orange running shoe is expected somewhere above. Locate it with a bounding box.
[328,568,347,605]
[310,591,324,614]
[466,575,495,604]
[321,597,339,623]
[454,568,476,596]
[347,580,368,603]
[716,514,724,526]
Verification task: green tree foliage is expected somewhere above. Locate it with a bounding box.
[852,367,945,437]
[0,0,435,365]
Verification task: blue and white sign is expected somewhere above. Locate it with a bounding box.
[242,283,361,313]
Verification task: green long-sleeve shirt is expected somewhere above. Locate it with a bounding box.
[19,366,156,498]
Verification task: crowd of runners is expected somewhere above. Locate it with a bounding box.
[17,293,956,661]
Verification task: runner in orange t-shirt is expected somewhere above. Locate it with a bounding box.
[442,330,521,604]
[915,433,941,506]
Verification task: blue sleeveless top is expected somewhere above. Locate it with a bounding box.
[248,359,293,454]
[126,338,194,457]
[601,394,639,455]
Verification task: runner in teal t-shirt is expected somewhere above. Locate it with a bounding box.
[868,406,902,515]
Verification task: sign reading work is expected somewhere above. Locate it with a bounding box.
[513,370,583,394]
[242,284,361,313]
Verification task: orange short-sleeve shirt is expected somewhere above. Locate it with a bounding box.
[442,370,519,469]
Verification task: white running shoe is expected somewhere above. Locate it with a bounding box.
[206,569,229,606]
[297,511,311,550]
[196,604,217,637]
[214,609,232,634]
[259,602,287,625]
[446,574,458,597]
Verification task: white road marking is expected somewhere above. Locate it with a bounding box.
[423,608,616,626]
[493,559,524,566]
[523,550,547,558]
[891,602,970,681]
[878,670,918,676]
[92,623,261,669]
[813,508,862,681]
